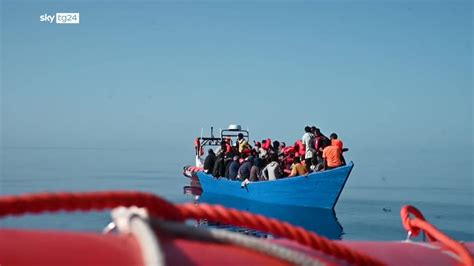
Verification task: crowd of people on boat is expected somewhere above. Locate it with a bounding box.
[201,126,346,181]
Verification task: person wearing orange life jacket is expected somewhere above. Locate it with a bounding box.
[194,138,204,156]
[262,138,272,151]
[224,138,232,153]
[295,139,305,159]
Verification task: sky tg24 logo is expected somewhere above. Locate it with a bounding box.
[40,13,80,24]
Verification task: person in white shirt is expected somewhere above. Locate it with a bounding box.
[301,126,315,172]
[261,154,281,181]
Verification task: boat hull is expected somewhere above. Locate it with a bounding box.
[197,162,354,209]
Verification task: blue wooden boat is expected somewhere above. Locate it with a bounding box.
[196,161,354,209]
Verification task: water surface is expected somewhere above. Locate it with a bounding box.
[1,146,472,241]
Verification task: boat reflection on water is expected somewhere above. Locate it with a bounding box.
[183,179,343,240]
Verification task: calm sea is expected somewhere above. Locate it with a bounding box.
[1,146,472,241]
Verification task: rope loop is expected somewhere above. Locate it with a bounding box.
[400,205,426,237]
[400,205,473,266]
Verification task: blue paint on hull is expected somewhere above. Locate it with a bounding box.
[197,162,354,209]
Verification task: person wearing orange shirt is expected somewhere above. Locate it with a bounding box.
[329,133,346,166]
[323,134,343,170]
[330,133,343,150]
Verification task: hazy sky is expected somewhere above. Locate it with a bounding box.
[1,0,472,154]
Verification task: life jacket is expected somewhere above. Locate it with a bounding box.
[194,138,204,156]
[297,140,305,154]
[242,148,252,156]
[262,139,272,150]
[282,146,294,155]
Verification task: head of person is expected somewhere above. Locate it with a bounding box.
[238,133,244,140]
[255,141,261,147]
[323,137,332,148]
[304,126,311,133]
[273,141,280,149]
[294,157,301,164]
[208,149,214,155]
[314,128,322,137]
[330,133,338,140]
[311,126,317,134]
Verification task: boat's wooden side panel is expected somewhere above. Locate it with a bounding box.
[197,162,354,209]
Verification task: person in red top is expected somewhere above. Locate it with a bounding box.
[323,133,343,170]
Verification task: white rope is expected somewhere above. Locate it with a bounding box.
[108,207,326,266]
[151,219,325,266]
[110,207,165,266]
